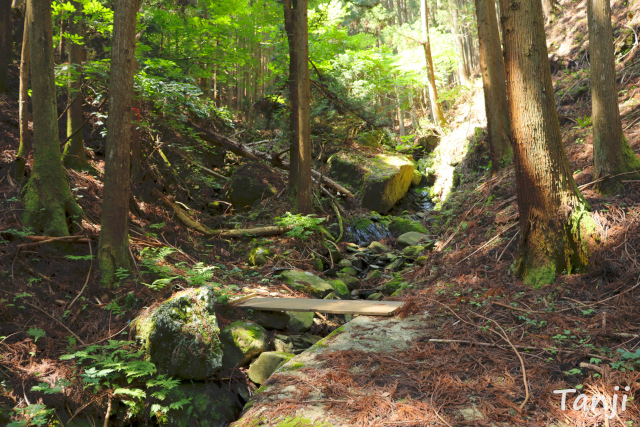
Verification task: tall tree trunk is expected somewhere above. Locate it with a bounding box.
[448,0,471,86]
[62,0,88,170]
[22,0,82,236]
[283,0,312,214]
[588,0,640,194]
[475,0,512,168]
[499,0,596,287]
[0,0,11,92]
[98,0,139,285]
[420,0,447,127]
[15,4,29,179]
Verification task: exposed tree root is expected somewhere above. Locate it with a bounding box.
[151,188,294,238]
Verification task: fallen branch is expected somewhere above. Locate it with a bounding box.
[174,150,229,181]
[152,188,294,238]
[191,122,354,198]
[15,235,92,247]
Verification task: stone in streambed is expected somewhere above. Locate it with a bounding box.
[280,270,333,297]
[220,321,268,368]
[248,351,294,384]
[397,232,432,248]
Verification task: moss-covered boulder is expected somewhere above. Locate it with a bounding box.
[164,383,243,427]
[389,218,428,236]
[221,321,268,368]
[280,270,333,297]
[328,152,414,214]
[248,351,295,384]
[133,286,223,380]
[248,247,271,266]
[226,163,278,211]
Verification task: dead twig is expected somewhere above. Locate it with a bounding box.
[68,239,93,310]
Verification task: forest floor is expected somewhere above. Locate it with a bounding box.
[1,0,640,426]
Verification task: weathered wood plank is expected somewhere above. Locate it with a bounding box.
[236,297,403,316]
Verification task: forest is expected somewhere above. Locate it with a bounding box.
[1,0,640,425]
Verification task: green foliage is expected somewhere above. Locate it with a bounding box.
[574,115,592,128]
[275,213,326,240]
[61,340,186,420]
[7,404,54,427]
[27,328,46,343]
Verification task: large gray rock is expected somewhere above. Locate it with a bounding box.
[226,163,279,210]
[328,152,414,214]
[133,286,223,380]
[280,270,333,297]
[165,383,243,427]
[248,351,294,384]
[221,321,268,368]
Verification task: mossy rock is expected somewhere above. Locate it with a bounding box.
[249,247,271,266]
[368,241,390,254]
[329,279,349,298]
[347,218,391,246]
[356,129,387,148]
[336,272,359,288]
[397,231,432,248]
[287,311,315,332]
[247,351,295,384]
[328,152,414,213]
[402,245,425,259]
[221,321,268,368]
[388,218,428,236]
[411,169,422,186]
[251,311,290,330]
[226,163,278,211]
[383,277,406,294]
[280,270,333,297]
[133,286,223,380]
[164,383,242,427]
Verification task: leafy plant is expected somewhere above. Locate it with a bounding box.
[7,404,54,427]
[574,115,592,128]
[27,328,46,343]
[61,340,187,419]
[275,213,326,240]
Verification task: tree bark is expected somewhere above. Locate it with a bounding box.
[62,0,88,170]
[283,0,313,214]
[22,0,82,236]
[499,0,595,287]
[542,0,556,22]
[475,0,512,169]
[420,0,447,127]
[448,0,471,86]
[588,0,640,194]
[15,4,29,178]
[98,0,139,285]
[0,0,11,92]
